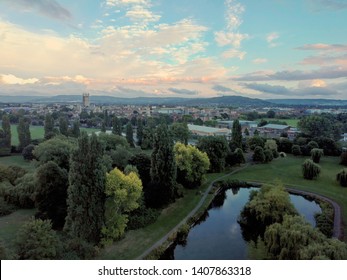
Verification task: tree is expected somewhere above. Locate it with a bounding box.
[341,151,347,166]
[291,144,302,156]
[244,128,250,137]
[0,115,11,155]
[33,136,75,171]
[15,218,59,260]
[22,144,35,161]
[302,159,321,180]
[231,119,242,150]
[112,117,122,136]
[137,119,144,146]
[336,169,347,187]
[128,153,152,187]
[35,161,69,229]
[264,149,274,163]
[101,168,142,244]
[266,110,276,118]
[253,146,265,163]
[59,117,69,136]
[64,132,106,244]
[70,120,80,138]
[311,148,324,163]
[197,136,229,172]
[298,115,334,139]
[247,136,264,150]
[174,143,210,188]
[44,113,55,139]
[110,146,132,170]
[150,124,177,205]
[126,122,134,147]
[17,117,31,151]
[170,122,189,145]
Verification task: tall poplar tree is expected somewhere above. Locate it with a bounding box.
[70,120,80,138]
[137,119,143,146]
[64,132,106,244]
[126,122,134,147]
[150,124,176,205]
[59,117,69,136]
[231,119,242,150]
[44,113,54,139]
[0,115,11,155]
[17,117,31,151]
[112,117,122,136]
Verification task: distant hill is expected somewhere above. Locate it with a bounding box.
[180,95,271,107]
[268,99,347,106]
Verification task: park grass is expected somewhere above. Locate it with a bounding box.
[228,155,347,241]
[256,118,299,127]
[100,171,229,260]
[0,209,36,248]
[10,125,100,146]
[0,155,35,170]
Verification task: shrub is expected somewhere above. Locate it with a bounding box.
[264,149,274,163]
[22,144,36,161]
[336,169,347,187]
[252,146,265,163]
[292,145,302,156]
[340,152,347,166]
[302,159,321,180]
[279,152,287,158]
[311,148,324,163]
[307,141,319,151]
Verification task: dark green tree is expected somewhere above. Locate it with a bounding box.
[298,115,336,139]
[112,117,122,136]
[15,218,59,260]
[17,117,31,151]
[59,117,69,136]
[129,153,152,187]
[101,121,106,133]
[197,136,229,172]
[336,169,347,187]
[253,146,265,163]
[22,144,35,161]
[291,144,302,156]
[150,124,177,205]
[266,110,276,118]
[64,132,106,244]
[302,159,321,180]
[35,161,69,229]
[311,148,324,163]
[126,122,134,147]
[44,113,55,139]
[0,115,11,155]
[170,122,189,145]
[231,119,242,150]
[70,120,80,138]
[137,119,144,146]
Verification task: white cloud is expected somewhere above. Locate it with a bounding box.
[222,49,246,60]
[253,58,268,64]
[215,31,248,48]
[0,74,39,85]
[267,32,279,47]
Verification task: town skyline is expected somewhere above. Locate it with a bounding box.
[0,0,347,99]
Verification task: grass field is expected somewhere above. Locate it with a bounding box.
[229,154,347,240]
[10,125,100,146]
[0,155,34,170]
[256,118,299,127]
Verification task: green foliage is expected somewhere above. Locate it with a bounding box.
[291,144,302,156]
[314,202,334,238]
[17,117,31,151]
[15,218,59,260]
[69,120,80,138]
[277,137,292,153]
[247,136,264,151]
[65,132,106,244]
[307,140,319,151]
[170,122,189,145]
[59,117,69,136]
[44,113,55,139]
[311,148,324,163]
[151,124,177,205]
[127,199,160,230]
[126,123,134,147]
[128,153,151,187]
[35,161,68,229]
[336,169,347,187]
[0,196,17,217]
[0,115,11,156]
[197,136,229,172]
[98,133,129,151]
[174,142,210,188]
[112,117,122,136]
[33,136,75,171]
[0,165,27,185]
[252,146,265,163]
[22,144,35,161]
[302,159,321,180]
[264,139,278,153]
[110,146,133,170]
[137,119,144,146]
[264,149,274,163]
[4,172,36,208]
[298,115,335,139]
[102,168,142,244]
[124,164,139,175]
[231,119,242,149]
[234,148,246,165]
[264,215,347,260]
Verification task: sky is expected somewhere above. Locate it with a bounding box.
[0,0,347,99]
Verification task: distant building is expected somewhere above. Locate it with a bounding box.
[156,107,183,115]
[218,120,257,131]
[257,124,291,138]
[188,124,230,138]
[82,93,90,107]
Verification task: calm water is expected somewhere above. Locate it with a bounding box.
[164,187,321,260]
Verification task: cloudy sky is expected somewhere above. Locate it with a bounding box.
[0,0,346,99]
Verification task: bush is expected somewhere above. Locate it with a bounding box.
[264,149,274,163]
[340,152,347,166]
[336,169,347,187]
[253,146,265,163]
[292,145,302,156]
[15,218,59,260]
[0,197,17,217]
[307,141,319,151]
[311,148,324,163]
[302,159,321,180]
[22,144,36,161]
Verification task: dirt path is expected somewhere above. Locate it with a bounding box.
[136,164,250,260]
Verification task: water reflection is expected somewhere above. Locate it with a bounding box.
[163,187,321,260]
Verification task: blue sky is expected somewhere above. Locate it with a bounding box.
[0,0,346,99]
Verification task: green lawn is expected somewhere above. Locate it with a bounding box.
[10,125,100,146]
[256,118,299,127]
[0,155,35,170]
[229,155,347,240]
